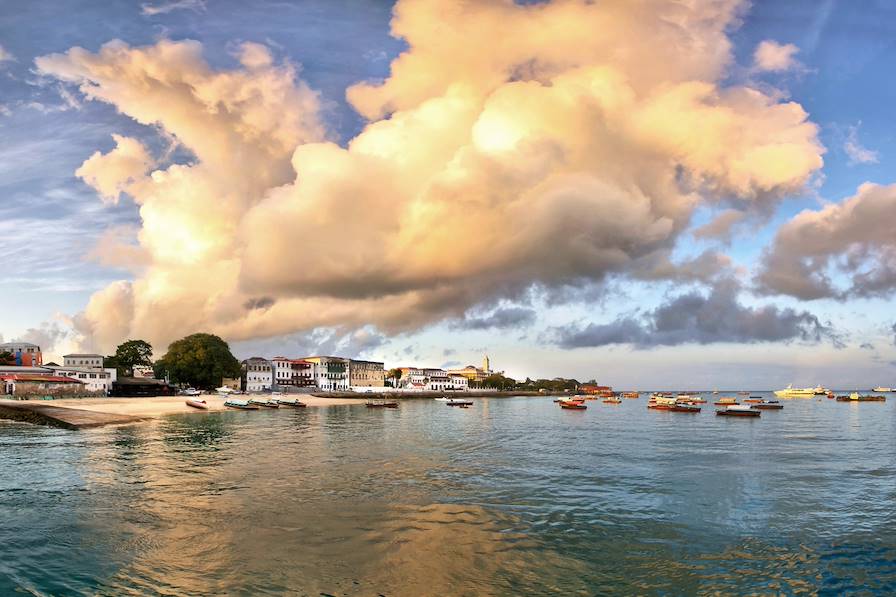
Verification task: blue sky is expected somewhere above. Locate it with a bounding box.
[1,0,895,388]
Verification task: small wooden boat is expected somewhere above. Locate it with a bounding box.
[669,404,701,413]
[224,400,259,410]
[743,398,764,404]
[836,393,886,402]
[717,405,760,417]
[751,401,783,410]
[603,397,622,404]
[560,401,587,410]
[249,399,279,408]
[275,398,307,408]
[185,399,208,410]
[622,392,639,399]
[714,397,738,406]
[446,399,473,406]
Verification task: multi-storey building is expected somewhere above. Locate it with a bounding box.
[241,357,273,392]
[303,356,349,391]
[63,353,104,369]
[271,357,316,389]
[348,359,385,387]
[46,366,115,393]
[0,342,43,367]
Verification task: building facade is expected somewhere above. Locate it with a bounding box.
[303,356,349,391]
[242,357,273,392]
[63,354,104,369]
[448,355,497,384]
[0,342,43,367]
[46,367,114,393]
[271,357,316,389]
[348,359,385,387]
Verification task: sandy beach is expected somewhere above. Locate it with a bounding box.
[15,394,368,418]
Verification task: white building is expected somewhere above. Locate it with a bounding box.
[398,367,469,391]
[242,357,273,392]
[46,366,115,393]
[63,353,104,369]
[303,356,349,391]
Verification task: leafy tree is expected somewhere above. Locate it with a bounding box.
[103,355,119,371]
[113,339,153,376]
[386,368,403,387]
[482,373,516,390]
[153,333,241,390]
[0,350,14,366]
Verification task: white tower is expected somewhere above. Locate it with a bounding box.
[483,354,490,373]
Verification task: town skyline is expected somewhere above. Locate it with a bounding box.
[2,0,896,388]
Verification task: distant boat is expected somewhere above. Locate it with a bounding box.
[668,404,701,413]
[837,392,886,402]
[183,388,202,397]
[224,399,259,410]
[603,397,622,404]
[750,401,784,410]
[717,404,760,417]
[446,399,473,407]
[622,392,639,399]
[713,397,738,406]
[872,387,892,392]
[773,384,816,398]
[185,398,208,410]
[560,401,587,410]
[216,386,238,395]
[813,385,830,395]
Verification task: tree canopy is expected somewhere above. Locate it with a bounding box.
[153,333,241,389]
[112,339,153,376]
[0,351,14,366]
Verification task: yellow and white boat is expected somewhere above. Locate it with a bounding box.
[774,384,817,398]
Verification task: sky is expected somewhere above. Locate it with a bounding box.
[1,0,895,388]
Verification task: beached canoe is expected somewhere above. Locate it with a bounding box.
[224,400,259,410]
[185,399,208,410]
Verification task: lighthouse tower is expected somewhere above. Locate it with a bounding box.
[483,354,490,374]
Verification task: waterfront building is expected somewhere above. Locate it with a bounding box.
[132,365,155,378]
[241,357,273,392]
[1,373,84,397]
[271,357,316,389]
[62,354,104,369]
[45,366,114,394]
[303,356,349,391]
[221,377,241,391]
[348,359,385,387]
[396,367,470,391]
[0,342,43,367]
[447,355,497,384]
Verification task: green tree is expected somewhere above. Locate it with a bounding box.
[113,339,153,376]
[0,350,14,366]
[386,367,403,387]
[483,373,516,390]
[154,333,241,390]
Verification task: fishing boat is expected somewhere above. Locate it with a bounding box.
[185,398,208,410]
[275,398,306,408]
[669,404,701,413]
[224,399,259,410]
[560,401,587,410]
[446,399,473,406]
[743,398,764,404]
[836,392,886,402]
[872,387,892,392]
[717,404,760,417]
[249,399,279,408]
[713,397,738,406]
[750,401,783,410]
[367,399,400,408]
[603,396,622,404]
[648,396,678,410]
[622,392,639,399]
[773,384,817,398]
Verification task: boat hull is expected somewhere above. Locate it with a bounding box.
[717,410,760,417]
[185,399,208,410]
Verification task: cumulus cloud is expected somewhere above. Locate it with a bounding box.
[76,134,156,203]
[843,125,879,165]
[753,40,800,72]
[550,280,835,349]
[756,183,896,300]
[141,0,205,16]
[37,0,824,353]
[13,322,69,354]
[692,209,748,243]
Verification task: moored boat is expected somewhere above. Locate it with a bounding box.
[750,401,783,410]
[446,399,473,406]
[622,392,639,399]
[249,399,279,408]
[773,384,817,398]
[603,397,622,404]
[668,404,701,413]
[713,397,738,406]
[224,399,259,410]
[717,404,760,417]
[185,398,208,410]
[743,398,764,404]
[560,401,587,410]
[872,386,892,392]
[836,392,886,402]
[275,398,306,408]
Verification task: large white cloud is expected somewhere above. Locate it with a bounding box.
[756,182,896,300]
[37,0,825,353]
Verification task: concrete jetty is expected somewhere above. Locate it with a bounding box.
[0,400,148,430]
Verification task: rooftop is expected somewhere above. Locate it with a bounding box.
[63,354,104,358]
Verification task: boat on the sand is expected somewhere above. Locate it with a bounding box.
[249,399,279,408]
[274,398,306,408]
[224,400,259,410]
[185,398,208,410]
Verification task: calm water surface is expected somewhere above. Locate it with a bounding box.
[1,394,894,595]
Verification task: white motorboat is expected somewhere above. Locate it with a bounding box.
[773,384,817,398]
[872,386,892,392]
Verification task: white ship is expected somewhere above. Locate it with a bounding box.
[872,386,892,392]
[774,384,818,398]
